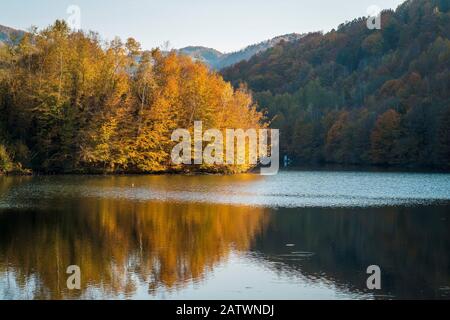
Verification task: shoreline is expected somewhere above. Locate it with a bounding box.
[2,165,450,177]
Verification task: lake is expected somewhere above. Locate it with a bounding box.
[0,171,450,300]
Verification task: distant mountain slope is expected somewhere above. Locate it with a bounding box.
[0,25,24,46]
[178,46,223,68]
[178,33,304,70]
[221,0,450,169]
[1,23,301,70]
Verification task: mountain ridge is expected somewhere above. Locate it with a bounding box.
[1,23,302,70]
[0,24,24,46]
[178,33,305,70]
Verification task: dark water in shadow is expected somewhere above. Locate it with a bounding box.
[0,172,449,299]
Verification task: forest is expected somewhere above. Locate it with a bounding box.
[222,0,450,170]
[0,21,264,174]
[1,0,449,174]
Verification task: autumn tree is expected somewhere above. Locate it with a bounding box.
[0,21,266,173]
[371,109,402,165]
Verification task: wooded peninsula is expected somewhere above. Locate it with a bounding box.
[0,21,265,174]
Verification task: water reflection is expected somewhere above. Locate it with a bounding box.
[2,171,449,209]
[0,200,269,299]
[253,206,450,299]
[0,174,449,299]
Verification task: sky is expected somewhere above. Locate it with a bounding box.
[1,0,406,53]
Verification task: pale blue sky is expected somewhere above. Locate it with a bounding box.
[1,0,405,52]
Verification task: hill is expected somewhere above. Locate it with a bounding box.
[0,25,24,46]
[222,0,450,169]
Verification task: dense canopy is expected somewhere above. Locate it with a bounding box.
[0,21,265,174]
[222,0,450,169]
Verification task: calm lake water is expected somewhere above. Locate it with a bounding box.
[0,171,449,300]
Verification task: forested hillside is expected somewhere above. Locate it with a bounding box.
[222,0,450,169]
[0,21,264,174]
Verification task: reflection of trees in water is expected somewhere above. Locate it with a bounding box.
[0,200,269,299]
[1,173,449,300]
[0,176,32,203]
[253,205,450,299]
